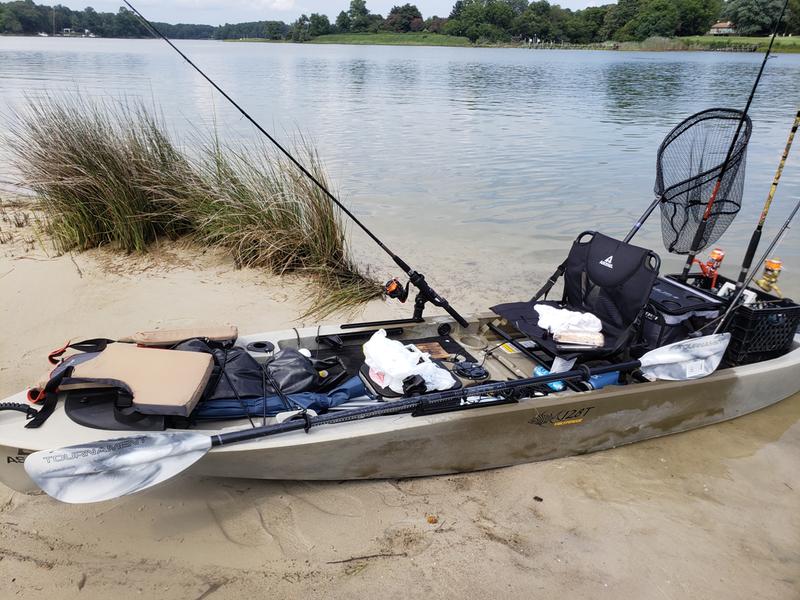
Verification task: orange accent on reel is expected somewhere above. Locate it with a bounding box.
[764,258,783,272]
[709,248,726,266]
[693,247,726,289]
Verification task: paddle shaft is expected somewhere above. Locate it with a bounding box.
[211,360,641,447]
[680,0,789,281]
[736,108,800,287]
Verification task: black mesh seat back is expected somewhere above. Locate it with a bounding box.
[655,108,751,254]
[563,232,660,333]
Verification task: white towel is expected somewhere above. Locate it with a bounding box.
[534,305,602,335]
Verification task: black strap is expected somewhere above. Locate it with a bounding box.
[532,263,566,303]
[25,366,73,429]
[48,338,115,364]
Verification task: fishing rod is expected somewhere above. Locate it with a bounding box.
[735,108,800,288]
[715,194,800,334]
[680,0,790,282]
[122,0,468,328]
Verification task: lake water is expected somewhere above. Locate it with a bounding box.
[1,37,799,303]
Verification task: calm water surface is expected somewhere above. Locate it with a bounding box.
[1,38,799,301]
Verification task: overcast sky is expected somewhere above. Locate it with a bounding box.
[38,1,611,26]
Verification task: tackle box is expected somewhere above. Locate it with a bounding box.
[641,276,725,350]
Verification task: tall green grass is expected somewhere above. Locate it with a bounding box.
[6,96,382,317]
[7,97,194,252]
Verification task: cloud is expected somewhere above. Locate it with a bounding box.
[172,0,296,11]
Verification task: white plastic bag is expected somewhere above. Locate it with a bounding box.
[639,333,730,381]
[362,330,453,394]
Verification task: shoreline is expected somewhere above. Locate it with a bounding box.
[4,33,799,53]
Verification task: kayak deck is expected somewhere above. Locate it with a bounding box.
[1,314,799,492]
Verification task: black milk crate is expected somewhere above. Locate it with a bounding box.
[725,298,800,366]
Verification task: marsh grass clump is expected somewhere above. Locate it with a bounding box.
[183,140,382,317]
[8,97,195,253]
[7,96,382,316]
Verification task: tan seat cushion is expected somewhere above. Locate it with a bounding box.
[121,325,238,347]
[67,344,213,417]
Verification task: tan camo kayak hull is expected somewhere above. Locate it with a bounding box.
[2,333,798,492]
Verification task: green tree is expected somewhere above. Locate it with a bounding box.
[625,0,680,39]
[425,15,448,32]
[504,0,529,17]
[445,0,513,41]
[290,14,310,41]
[264,21,289,38]
[112,7,149,37]
[601,0,642,40]
[576,5,613,41]
[787,0,800,34]
[385,4,423,32]
[335,10,351,32]
[348,0,372,32]
[675,0,723,36]
[0,8,24,33]
[308,13,332,37]
[723,0,786,35]
[450,0,468,19]
[513,1,553,39]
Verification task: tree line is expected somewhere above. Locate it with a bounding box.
[1,0,798,43]
[0,1,214,38]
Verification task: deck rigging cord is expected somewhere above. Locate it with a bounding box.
[679,0,791,281]
[122,0,468,328]
[735,108,800,289]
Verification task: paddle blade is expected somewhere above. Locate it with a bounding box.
[24,432,212,504]
[639,333,731,381]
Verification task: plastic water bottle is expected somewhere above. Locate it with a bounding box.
[533,365,566,392]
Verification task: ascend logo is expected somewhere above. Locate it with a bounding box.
[529,406,594,427]
[6,448,32,464]
[600,255,614,269]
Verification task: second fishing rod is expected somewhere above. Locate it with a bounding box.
[679,0,790,282]
[734,108,800,289]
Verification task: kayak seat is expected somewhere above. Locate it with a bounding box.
[51,343,214,417]
[491,231,660,361]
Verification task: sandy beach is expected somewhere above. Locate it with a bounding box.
[1,202,798,599]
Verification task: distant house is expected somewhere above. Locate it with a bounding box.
[709,21,736,36]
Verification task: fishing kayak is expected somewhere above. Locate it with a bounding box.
[2,313,799,495]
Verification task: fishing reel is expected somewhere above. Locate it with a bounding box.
[692,247,726,289]
[756,258,784,297]
[381,271,468,328]
[384,277,410,303]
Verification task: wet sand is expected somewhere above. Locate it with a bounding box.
[1,204,798,599]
